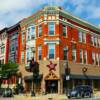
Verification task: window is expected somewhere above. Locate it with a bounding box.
[96,53,99,65]
[48,43,55,59]
[92,52,95,64]
[31,27,35,39]
[38,25,42,37]
[1,46,5,54]
[72,45,76,62]
[27,51,30,61]
[78,31,86,43]
[94,37,97,46]
[38,45,42,60]
[21,52,24,63]
[78,31,82,42]
[84,51,87,64]
[48,22,55,35]
[63,25,67,36]
[27,26,35,40]
[83,33,86,43]
[22,32,25,44]
[63,46,68,60]
[80,49,83,63]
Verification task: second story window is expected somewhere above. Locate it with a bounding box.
[63,25,67,37]
[63,46,68,60]
[38,45,42,60]
[84,51,87,64]
[72,44,76,62]
[48,43,55,59]
[96,53,99,65]
[92,52,95,64]
[80,49,83,63]
[38,25,42,37]
[48,22,55,35]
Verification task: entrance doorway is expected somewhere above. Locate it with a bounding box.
[45,80,58,93]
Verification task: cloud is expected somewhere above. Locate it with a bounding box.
[0,0,100,29]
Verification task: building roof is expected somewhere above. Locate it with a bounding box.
[21,6,100,34]
[0,28,8,34]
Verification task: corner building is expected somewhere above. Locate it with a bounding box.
[20,6,100,94]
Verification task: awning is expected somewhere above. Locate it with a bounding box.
[24,74,43,81]
[62,74,100,80]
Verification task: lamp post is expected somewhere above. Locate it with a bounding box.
[29,57,39,96]
[64,62,70,94]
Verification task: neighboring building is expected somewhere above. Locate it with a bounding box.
[19,6,100,94]
[0,28,8,64]
[7,23,21,63]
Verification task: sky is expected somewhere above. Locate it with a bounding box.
[0,0,100,30]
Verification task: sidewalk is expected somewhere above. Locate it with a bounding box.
[15,94,67,100]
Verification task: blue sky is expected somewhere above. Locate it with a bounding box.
[0,0,100,29]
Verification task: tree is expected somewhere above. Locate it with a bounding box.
[0,61,19,88]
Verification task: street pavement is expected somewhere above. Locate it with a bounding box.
[0,93,100,100]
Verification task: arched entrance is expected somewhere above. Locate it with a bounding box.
[45,71,59,93]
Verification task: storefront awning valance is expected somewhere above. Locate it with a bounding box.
[24,74,43,81]
[62,74,100,80]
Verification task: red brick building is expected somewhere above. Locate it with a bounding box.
[19,6,100,94]
[0,6,100,94]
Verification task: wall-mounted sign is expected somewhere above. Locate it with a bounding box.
[47,61,57,71]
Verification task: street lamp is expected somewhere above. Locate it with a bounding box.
[64,62,70,94]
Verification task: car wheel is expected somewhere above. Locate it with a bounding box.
[77,93,81,98]
[88,92,92,98]
[68,96,71,99]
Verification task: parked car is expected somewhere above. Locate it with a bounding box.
[67,85,93,99]
[2,88,13,97]
[0,88,4,96]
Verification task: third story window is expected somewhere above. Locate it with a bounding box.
[38,25,42,37]
[63,25,67,37]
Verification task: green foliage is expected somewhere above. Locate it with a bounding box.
[0,61,19,78]
[2,61,18,71]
